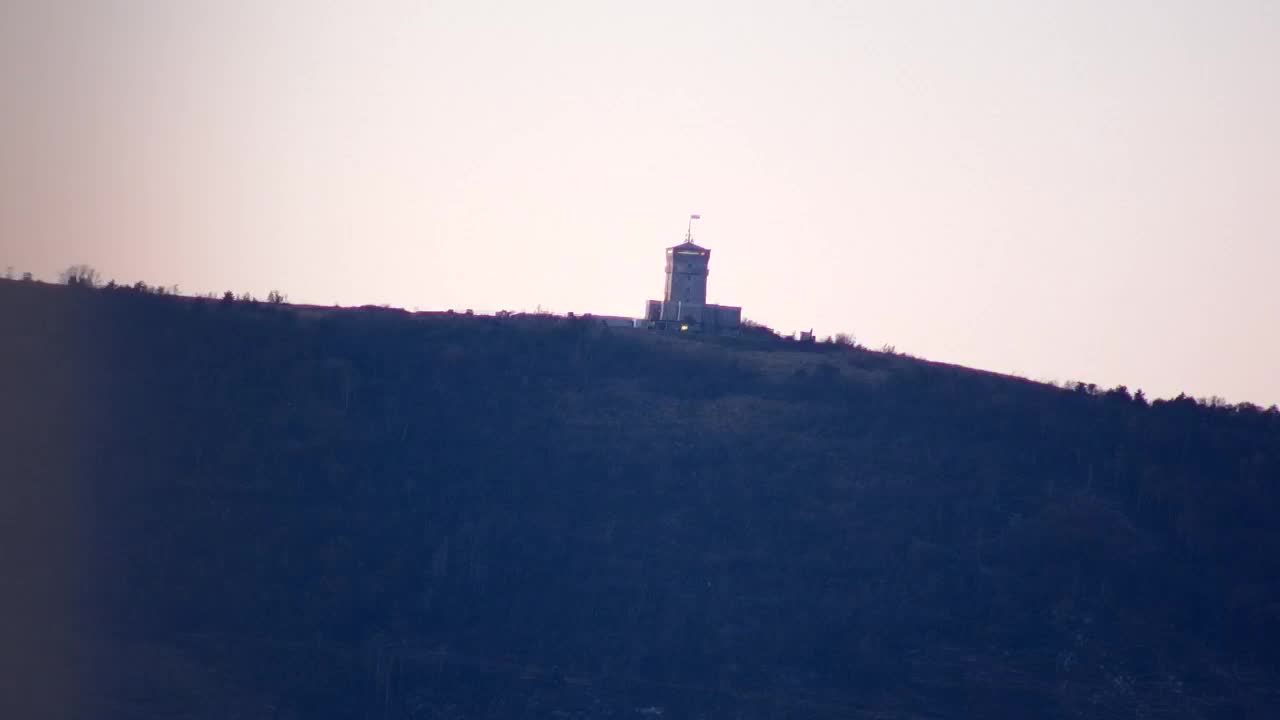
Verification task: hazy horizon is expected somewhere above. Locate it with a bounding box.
[2,1,1277,405]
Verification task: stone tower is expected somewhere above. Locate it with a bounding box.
[664,240,710,304]
[645,217,742,333]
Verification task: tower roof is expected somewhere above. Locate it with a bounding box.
[667,241,709,253]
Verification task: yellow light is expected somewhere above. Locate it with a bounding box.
[680,324,689,331]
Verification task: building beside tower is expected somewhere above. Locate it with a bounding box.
[644,222,741,333]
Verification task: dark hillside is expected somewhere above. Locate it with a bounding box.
[3,278,1280,718]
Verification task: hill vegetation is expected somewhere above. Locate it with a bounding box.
[3,277,1280,718]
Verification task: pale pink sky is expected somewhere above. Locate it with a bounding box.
[2,1,1278,405]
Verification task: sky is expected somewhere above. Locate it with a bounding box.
[1,0,1277,405]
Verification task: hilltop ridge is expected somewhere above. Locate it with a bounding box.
[3,277,1280,718]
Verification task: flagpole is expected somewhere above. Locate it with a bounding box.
[686,214,700,242]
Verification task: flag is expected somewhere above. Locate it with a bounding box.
[690,214,701,219]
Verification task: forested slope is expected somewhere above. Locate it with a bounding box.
[3,278,1279,719]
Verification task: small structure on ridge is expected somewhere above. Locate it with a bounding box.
[644,215,741,333]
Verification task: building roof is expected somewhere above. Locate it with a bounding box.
[667,241,709,253]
